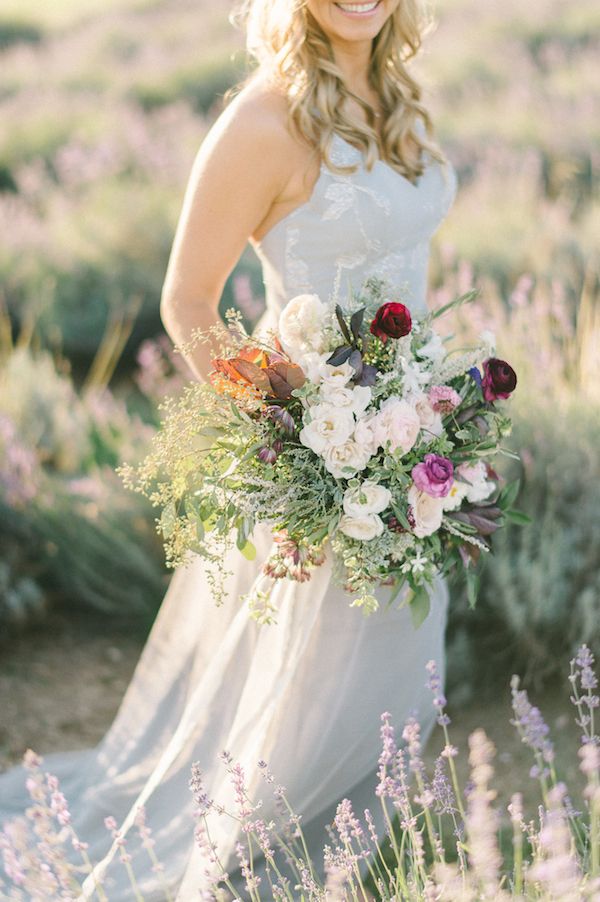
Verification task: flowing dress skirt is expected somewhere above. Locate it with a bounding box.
[0,521,449,900]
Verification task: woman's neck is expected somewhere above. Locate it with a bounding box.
[330,37,373,98]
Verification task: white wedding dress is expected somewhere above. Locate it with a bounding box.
[0,131,457,900]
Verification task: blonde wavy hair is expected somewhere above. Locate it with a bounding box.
[231,0,446,182]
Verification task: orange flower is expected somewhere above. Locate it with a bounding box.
[210,346,306,401]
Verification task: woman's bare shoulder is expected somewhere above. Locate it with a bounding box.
[205,74,307,164]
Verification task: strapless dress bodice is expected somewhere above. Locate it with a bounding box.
[253,130,457,320]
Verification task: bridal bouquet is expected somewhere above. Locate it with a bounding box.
[123,279,524,626]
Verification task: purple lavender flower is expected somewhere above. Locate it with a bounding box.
[510,676,555,770]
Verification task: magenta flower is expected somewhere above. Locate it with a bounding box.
[412,454,454,498]
[481,358,517,402]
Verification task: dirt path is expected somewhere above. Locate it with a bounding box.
[0,612,585,820]
[0,611,147,772]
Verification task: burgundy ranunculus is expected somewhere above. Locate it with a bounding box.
[370,302,412,343]
[481,358,517,402]
[412,454,454,498]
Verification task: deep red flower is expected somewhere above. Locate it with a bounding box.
[481,358,517,402]
[370,302,412,342]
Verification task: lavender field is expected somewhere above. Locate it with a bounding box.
[0,1,599,893]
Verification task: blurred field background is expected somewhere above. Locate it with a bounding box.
[0,0,599,800]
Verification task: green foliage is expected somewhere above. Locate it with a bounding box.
[0,341,165,631]
[0,18,43,50]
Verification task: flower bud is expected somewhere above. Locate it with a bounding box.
[257,446,277,464]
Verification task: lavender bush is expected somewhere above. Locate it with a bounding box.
[430,260,600,691]
[0,0,596,361]
[1,647,599,899]
[0,317,166,630]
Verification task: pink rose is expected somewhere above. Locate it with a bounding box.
[412,454,454,498]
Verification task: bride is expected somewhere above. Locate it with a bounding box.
[1,0,457,898]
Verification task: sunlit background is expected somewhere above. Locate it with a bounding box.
[0,0,598,805]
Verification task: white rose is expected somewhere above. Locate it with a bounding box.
[442,480,468,511]
[338,513,384,541]
[373,397,421,454]
[410,393,443,438]
[279,294,328,354]
[408,484,444,538]
[320,383,372,417]
[299,404,355,454]
[353,413,379,457]
[322,440,371,478]
[457,461,495,503]
[343,481,392,517]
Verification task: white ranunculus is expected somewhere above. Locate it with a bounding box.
[343,480,392,517]
[416,332,446,363]
[353,413,379,457]
[322,440,371,479]
[320,360,355,387]
[442,480,468,511]
[408,484,445,538]
[410,392,443,438]
[456,461,495,503]
[338,513,385,541]
[320,382,372,417]
[373,397,421,454]
[299,404,355,454]
[278,294,328,354]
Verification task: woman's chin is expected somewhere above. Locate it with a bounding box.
[321,1,389,43]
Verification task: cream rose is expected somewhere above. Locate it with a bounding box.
[373,397,421,454]
[408,484,444,538]
[322,440,371,478]
[299,404,355,454]
[320,383,372,416]
[278,294,328,354]
[353,413,379,457]
[410,392,443,438]
[343,480,392,517]
[338,513,385,541]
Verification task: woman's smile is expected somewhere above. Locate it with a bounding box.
[333,1,383,18]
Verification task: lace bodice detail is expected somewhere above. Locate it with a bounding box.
[253,132,457,319]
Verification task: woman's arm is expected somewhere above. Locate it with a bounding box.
[160,85,298,382]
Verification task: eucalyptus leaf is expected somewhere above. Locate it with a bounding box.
[466,568,480,609]
[505,509,532,526]
[409,586,431,629]
[240,540,257,561]
[498,479,521,510]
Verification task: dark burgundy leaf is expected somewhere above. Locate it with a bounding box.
[348,349,363,377]
[355,364,378,387]
[350,307,365,343]
[327,345,353,367]
[335,305,353,344]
